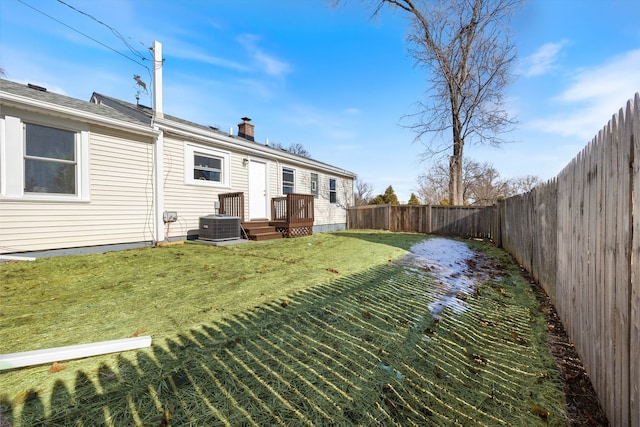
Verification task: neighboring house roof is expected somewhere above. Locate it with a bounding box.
[91,92,237,140]
[91,92,356,178]
[0,79,153,134]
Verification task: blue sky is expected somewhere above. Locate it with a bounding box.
[1,0,639,202]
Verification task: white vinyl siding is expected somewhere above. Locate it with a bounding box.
[311,173,352,227]
[162,137,249,238]
[162,137,355,234]
[0,108,354,253]
[0,126,155,254]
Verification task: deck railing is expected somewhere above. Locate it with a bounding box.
[218,192,244,222]
[271,193,314,224]
[218,192,313,237]
[271,196,288,221]
[271,193,314,237]
[288,193,314,224]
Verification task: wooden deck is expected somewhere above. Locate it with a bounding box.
[218,192,314,241]
[270,193,314,238]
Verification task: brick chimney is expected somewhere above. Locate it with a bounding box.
[237,117,255,141]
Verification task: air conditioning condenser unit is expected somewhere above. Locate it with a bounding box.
[198,215,241,241]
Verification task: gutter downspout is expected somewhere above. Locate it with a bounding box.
[152,40,165,242]
[153,129,165,242]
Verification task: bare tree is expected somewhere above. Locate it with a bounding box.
[353,177,374,206]
[270,142,312,158]
[416,157,484,204]
[334,0,521,205]
[509,174,541,195]
[416,158,539,206]
[415,161,450,204]
[466,162,509,205]
[287,143,312,158]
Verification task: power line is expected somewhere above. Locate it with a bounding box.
[55,0,149,62]
[15,0,150,70]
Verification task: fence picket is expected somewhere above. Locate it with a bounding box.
[626,97,638,426]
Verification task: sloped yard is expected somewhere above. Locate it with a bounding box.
[0,232,603,425]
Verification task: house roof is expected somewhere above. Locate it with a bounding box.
[91,92,357,178]
[91,92,231,138]
[0,78,355,178]
[0,79,151,130]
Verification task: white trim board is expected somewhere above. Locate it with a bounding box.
[0,255,36,262]
[0,336,152,370]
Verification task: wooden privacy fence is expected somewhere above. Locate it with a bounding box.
[347,93,639,426]
[347,204,493,238]
[499,94,638,427]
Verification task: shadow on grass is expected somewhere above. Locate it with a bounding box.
[2,259,564,426]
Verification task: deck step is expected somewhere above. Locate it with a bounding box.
[242,221,283,241]
[250,231,284,241]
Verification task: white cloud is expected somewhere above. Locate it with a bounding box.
[559,49,640,104]
[170,47,249,72]
[253,50,290,77]
[237,34,291,78]
[531,49,640,140]
[521,41,568,77]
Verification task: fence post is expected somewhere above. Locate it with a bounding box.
[493,202,501,247]
[386,205,391,231]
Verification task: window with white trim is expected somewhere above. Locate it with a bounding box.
[329,178,337,203]
[184,143,230,188]
[24,123,77,194]
[282,167,294,194]
[0,115,89,201]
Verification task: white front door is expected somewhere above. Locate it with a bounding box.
[249,160,268,219]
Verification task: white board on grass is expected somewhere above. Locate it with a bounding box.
[0,336,152,370]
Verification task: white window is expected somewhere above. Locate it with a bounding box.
[24,123,77,194]
[194,153,222,182]
[329,178,337,203]
[282,167,294,194]
[185,143,230,188]
[310,173,318,198]
[0,115,89,201]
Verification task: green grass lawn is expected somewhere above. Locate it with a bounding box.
[0,231,565,426]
